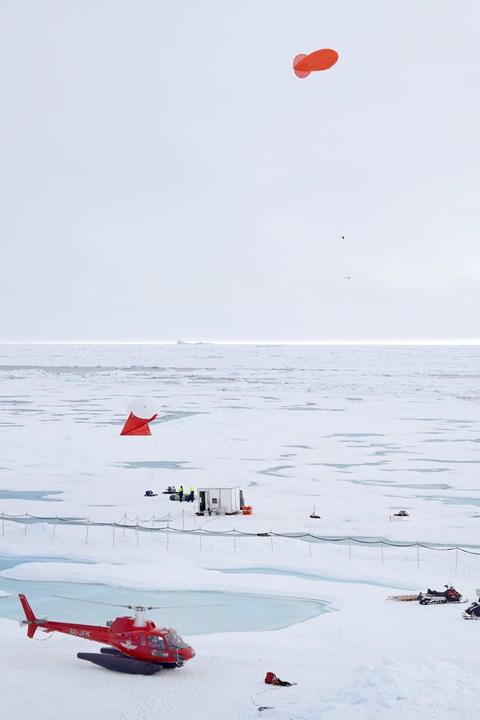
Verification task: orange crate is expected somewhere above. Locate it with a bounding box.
[242,506,252,515]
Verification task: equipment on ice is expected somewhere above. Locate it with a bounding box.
[264,671,296,687]
[418,585,466,605]
[390,509,409,520]
[121,412,157,436]
[462,589,480,619]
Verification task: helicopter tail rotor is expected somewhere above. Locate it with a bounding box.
[19,594,40,638]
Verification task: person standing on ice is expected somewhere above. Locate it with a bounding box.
[188,486,194,502]
[178,485,184,502]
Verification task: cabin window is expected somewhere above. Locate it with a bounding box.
[140,634,147,646]
[148,635,166,649]
[166,632,189,649]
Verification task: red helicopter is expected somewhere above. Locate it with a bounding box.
[19,593,195,675]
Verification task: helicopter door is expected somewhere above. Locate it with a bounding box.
[199,491,206,513]
[148,635,168,657]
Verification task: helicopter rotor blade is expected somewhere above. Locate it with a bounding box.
[53,595,131,609]
[141,604,226,610]
[53,595,225,611]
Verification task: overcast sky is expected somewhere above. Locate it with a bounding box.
[1,0,479,342]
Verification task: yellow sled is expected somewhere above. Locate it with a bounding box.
[387,594,420,602]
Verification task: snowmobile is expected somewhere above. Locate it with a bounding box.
[462,589,480,619]
[418,585,466,605]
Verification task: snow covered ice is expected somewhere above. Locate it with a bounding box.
[1,343,480,719]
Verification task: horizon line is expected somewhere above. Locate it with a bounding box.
[2,339,480,347]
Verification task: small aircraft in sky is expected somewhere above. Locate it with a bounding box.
[19,594,196,675]
[343,275,354,280]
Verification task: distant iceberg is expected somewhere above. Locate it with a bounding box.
[176,340,213,345]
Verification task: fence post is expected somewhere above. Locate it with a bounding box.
[85,519,90,544]
[51,516,58,541]
[122,513,127,537]
[112,522,116,547]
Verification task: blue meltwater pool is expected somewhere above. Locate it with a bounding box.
[0,555,330,634]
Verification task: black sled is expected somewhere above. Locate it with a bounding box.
[462,589,480,619]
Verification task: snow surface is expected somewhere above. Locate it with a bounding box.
[1,343,480,719]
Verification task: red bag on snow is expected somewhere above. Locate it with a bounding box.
[265,672,277,685]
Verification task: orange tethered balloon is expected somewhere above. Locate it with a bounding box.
[293,48,339,78]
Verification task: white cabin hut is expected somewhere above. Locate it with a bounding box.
[196,486,243,516]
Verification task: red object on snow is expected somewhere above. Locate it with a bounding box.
[120,412,157,436]
[264,671,294,687]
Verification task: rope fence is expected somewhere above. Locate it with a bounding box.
[1,511,480,567]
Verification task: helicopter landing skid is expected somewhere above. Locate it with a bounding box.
[98,647,183,669]
[77,651,164,675]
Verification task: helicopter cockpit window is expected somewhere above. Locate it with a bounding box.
[166,632,189,649]
[148,635,166,650]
